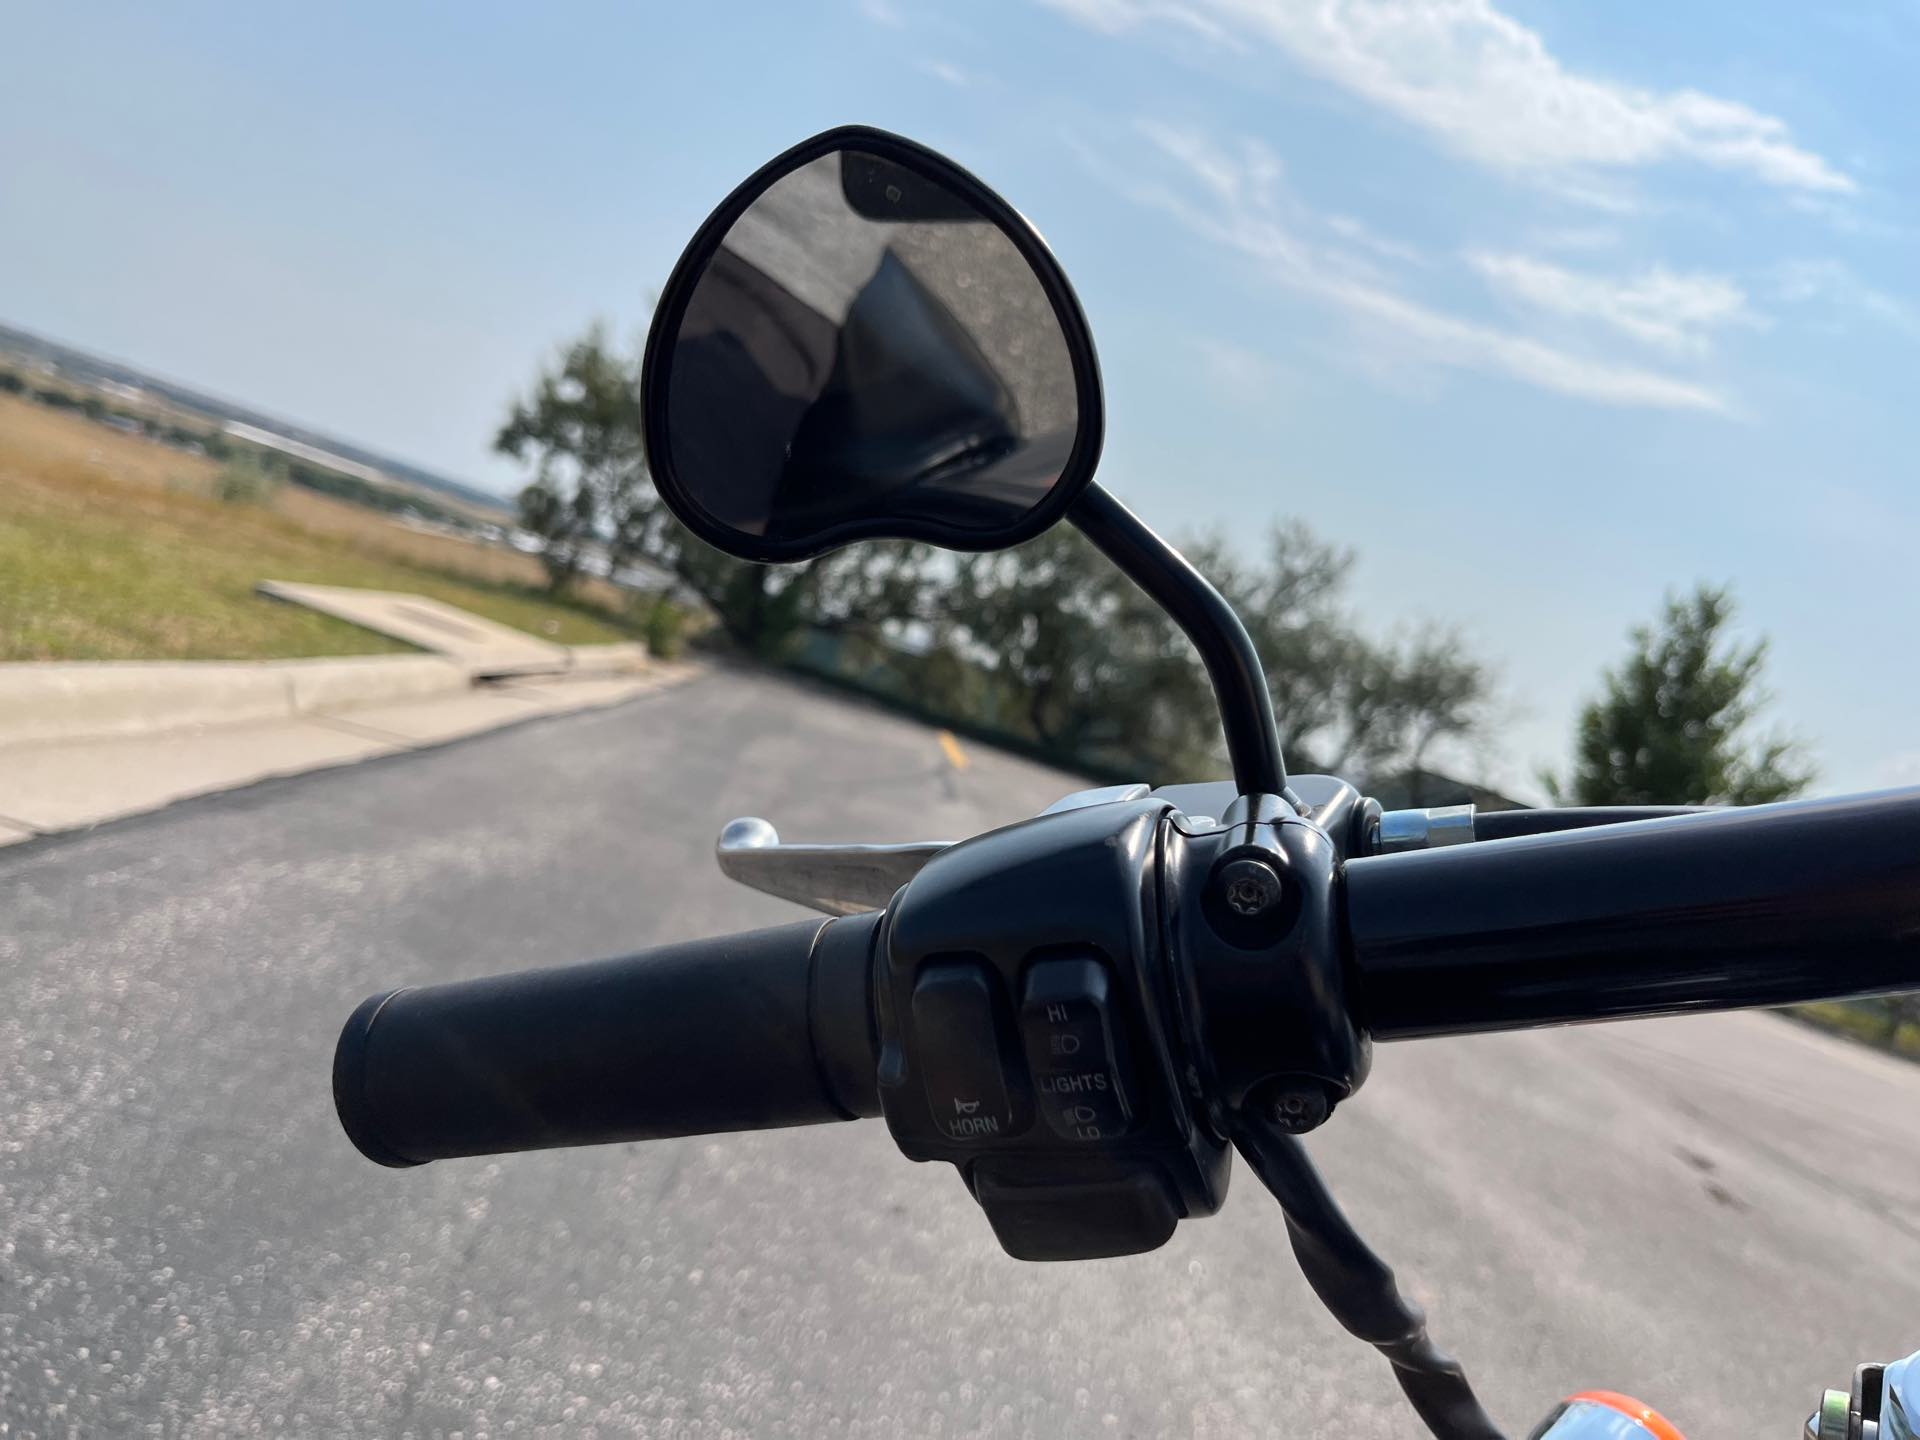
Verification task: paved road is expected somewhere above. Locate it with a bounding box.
[2,666,1916,1438]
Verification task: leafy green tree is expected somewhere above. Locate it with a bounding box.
[1547,583,1812,805]
[1184,525,1353,770]
[1336,627,1491,799]
[496,325,653,578]
[496,326,942,656]
[952,527,1210,772]
[514,478,597,590]
[1178,526,1491,787]
[496,325,1492,780]
[948,523,1492,782]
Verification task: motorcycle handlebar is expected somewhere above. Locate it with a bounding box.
[1344,788,1920,1040]
[333,911,882,1166]
[336,788,1920,1165]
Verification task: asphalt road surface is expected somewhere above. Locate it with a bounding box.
[3,666,1917,1439]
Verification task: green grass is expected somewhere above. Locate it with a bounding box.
[1792,1001,1920,1063]
[0,394,650,662]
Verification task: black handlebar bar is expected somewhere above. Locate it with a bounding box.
[333,911,881,1166]
[1469,804,1709,841]
[1346,788,1920,1040]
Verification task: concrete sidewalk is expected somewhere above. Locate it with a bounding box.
[0,664,699,843]
[256,581,586,678]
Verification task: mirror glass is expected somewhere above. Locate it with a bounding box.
[654,142,1092,556]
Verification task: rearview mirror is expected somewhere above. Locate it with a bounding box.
[641,126,1104,563]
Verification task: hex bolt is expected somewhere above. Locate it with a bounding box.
[1214,856,1285,919]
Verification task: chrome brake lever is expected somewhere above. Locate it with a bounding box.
[715,818,952,917]
[714,786,1153,916]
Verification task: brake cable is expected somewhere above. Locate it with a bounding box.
[1234,1113,1509,1440]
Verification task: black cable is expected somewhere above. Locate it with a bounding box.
[1232,1117,1509,1440]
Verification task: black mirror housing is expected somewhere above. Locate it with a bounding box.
[641,126,1105,563]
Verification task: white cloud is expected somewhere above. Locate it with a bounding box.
[1526,224,1624,253]
[1035,0,1242,47]
[1097,122,1731,413]
[1786,193,1912,241]
[1325,213,1424,265]
[856,0,904,25]
[919,59,976,87]
[1771,259,1919,336]
[1190,335,1290,403]
[1136,121,1283,209]
[1469,252,1758,355]
[1040,0,1853,197]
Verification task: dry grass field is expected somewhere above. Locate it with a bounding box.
[0,394,647,661]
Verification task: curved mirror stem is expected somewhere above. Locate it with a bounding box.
[1071,484,1292,802]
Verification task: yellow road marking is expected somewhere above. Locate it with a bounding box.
[938,730,970,771]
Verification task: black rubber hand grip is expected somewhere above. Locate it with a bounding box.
[334,911,881,1166]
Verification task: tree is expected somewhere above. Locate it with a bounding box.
[495,325,1493,780]
[1184,525,1354,771]
[515,478,597,590]
[1336,627,1491,801]
[952,527,1213,773]
[1184,526,1491,783]
[946,522,1493,783]
[496,325,653,585]
[1547,583,1813,806]
[496,326,942,656]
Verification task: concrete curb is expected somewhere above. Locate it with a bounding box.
[0,655,471,750]
[564,643,649,677]
[0,662,702,842]
[0,647,650,752]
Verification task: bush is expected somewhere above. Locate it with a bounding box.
[282,457,474,530]
[640,594,687,660]
[1794,999,1920,1063]
[213,456,285,506]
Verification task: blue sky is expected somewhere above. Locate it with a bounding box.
[4,3,1917,799]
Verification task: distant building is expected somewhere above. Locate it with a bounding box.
[223,420,391,488]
